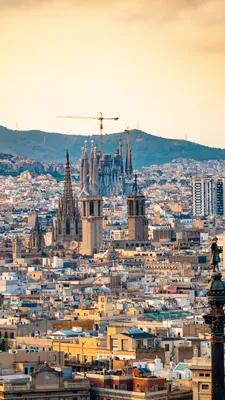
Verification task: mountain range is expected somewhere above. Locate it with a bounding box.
[1,125,225,168]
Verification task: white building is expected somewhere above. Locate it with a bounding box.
[193,178,214,217]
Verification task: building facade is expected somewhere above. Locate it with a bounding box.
[53,152,82,247]
[80,195,103,256]
[193,177,225,217]
[127,179,148,241]
[0,363,90,400]
[192,178,214,217]
[80,131,133,197]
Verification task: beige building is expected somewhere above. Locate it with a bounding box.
[190,357,211,400]
[0,363,90,399]
[0,349,63,375]
[80,195,103,256]
[127,192,148,241]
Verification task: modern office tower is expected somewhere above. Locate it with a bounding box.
[80,195,103,256]
[193,177,225,217]
[215,178,225,216]
[192,178,214,217]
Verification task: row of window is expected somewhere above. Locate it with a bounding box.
[0,332,14,339]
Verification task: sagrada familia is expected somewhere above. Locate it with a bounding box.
[80,128,134,196]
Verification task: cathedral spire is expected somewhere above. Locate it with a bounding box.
[80,141,90,196]
[62,151,74,216]
[125,127,132,178]
[118,137,124,174]
[33,213,40,233]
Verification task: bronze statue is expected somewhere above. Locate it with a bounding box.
[211,236,222,273]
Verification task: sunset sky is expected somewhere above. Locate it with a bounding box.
[1,0,225,147]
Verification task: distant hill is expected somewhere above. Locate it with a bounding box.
[1,125,225,168]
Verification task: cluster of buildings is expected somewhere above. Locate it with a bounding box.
[0,147,225,398]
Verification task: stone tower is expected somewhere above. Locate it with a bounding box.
[127,175,148,241]
[31,214,44,252]
[12,236,23,262]
[53,152,81,247]
[80,195,103,256]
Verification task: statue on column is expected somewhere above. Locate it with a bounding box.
[211,236,222,274]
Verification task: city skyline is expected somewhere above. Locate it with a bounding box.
[1,0,225,147]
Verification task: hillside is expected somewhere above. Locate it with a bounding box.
[0,125,225,168]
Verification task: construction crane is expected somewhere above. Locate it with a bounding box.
[57,112,119,155]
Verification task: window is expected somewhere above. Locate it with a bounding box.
[165,344,170,351]
[120,384,127,390]
[98,200,101,216]
[206,373,210,377]
[83,201,86,217]
[66,219,70,235]
[129,201,134,216]
[136,200,139,215]
[202,384,209,390]
[141,200,145,215]
[122,339,128,351]
[199,373,204,377]
[113,384,118,389]
[90,201,94,216]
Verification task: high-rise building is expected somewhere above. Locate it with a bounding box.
[193,177,225,217]
[80,195,103,256]
[215,178,225,216]
[53,152,82,247]
[192,178,214,217]
[127,176,148,241]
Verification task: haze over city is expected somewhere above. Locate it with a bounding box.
[1,0,225,147]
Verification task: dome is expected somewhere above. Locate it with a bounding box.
[207,273,225,302]
[208,274,225,293]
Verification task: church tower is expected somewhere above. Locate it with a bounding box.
[125,127,133,179]
[12,236,23,262]
[31,214,44,252]
[54,152,81,247]
[80,195,103,256]
[127,175,148,241]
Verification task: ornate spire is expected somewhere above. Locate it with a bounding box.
[133,174,138,196]
[80,141,90,196]
[118,137,124,174]
[33,214,40,233]
[62,151,74,216]
[125,127,132,178]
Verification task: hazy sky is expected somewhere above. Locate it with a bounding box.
[1,0,225,147]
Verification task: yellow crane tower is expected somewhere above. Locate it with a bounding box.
[57,112,119,155]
